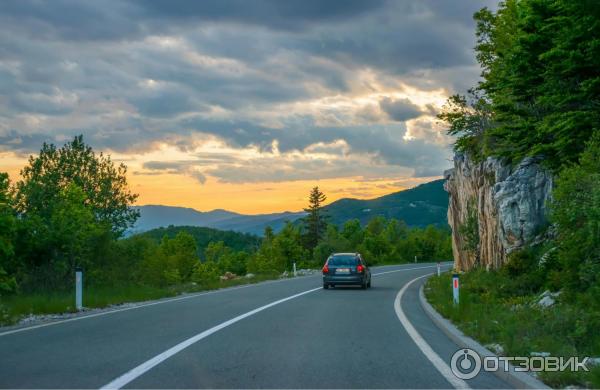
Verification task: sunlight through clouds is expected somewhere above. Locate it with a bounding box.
[0,0,496,212]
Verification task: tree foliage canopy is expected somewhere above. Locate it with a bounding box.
[15,135,139,235]
[302,186,328,250]
[440,0,600,169]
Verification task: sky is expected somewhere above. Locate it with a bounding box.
[0,0,496,214]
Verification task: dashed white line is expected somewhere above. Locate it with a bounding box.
[393,273,469,389]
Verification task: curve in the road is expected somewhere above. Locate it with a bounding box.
[394,274,468,389]
[101,265,441,389]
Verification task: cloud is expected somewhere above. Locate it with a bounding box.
[379,97,423,122]
[0,0,496,186]
[140,160,207,184]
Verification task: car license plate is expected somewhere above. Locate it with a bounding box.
[336,268,350,274]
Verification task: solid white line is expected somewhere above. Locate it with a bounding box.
[0,281,277,337]
[0,263,446,338]
[373,264,439,276]
[100,287,322,389]
[100,264,443,389]
[393,274,469,389]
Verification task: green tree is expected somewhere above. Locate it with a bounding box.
[0,173,17,294]
[99,235,157,285]
[551,136,600,292]
[313,224,351,265]
[14,135,139,235]
[203,241,247,275]
[205,241,231,264]
[341,219,364,248]
[247,228,278,274]
[49,184,110,286]
[16,184,111,290]
[360,217,391,264]
[437,92,493,160]
[192,260,220,285]
[248,222,307,273]
[272,222,307,271]
[141,232,199,286]
[302,186,328,250]
[440,0,600,169]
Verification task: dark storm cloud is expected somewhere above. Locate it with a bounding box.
[0,1,142,41]
[379,97,423,122]
[0,0,386,41]
[138,0,387,31]
[0,0,497,182]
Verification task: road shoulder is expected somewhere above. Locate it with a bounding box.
[418,282,549,389]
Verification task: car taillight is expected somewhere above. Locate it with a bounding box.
[357,264,364,273]
[322,265,329,274]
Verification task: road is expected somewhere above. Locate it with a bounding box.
[0,263,510,389]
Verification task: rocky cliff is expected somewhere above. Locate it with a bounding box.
[444,154,553,271]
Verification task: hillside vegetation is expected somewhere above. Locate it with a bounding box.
[139,226,261,259]
[432,0,600,387]
[322,179,447,228]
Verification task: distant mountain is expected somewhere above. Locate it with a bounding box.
[322,179,448,228]
[131,205,305,236]
[131,179,448,235]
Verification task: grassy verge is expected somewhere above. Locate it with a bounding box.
[0,271,283,327]
[425,270,600,388]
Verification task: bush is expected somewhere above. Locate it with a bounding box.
[140,232,199,287]
[192,261,220,285]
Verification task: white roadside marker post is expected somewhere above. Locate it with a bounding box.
[414,255,417,263]
[293,262,297,277]
[75,267,83,311]
[437,262,441,277]
[452,273,459,305]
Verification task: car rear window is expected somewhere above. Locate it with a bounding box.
[328,255,359,266]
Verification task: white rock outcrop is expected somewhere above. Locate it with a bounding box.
[444,154,553,270]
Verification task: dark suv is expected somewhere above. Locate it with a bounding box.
[322,253,371,289]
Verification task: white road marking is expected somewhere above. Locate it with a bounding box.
[0,263,448,338]
[394,273,469,389]
[0,279,285,337]
[100,264,445,389]
[101,287,322,389]
[373,264,440,276]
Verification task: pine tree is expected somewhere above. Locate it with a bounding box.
[302,186,328,251]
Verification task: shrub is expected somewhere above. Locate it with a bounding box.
[192,261,220,285]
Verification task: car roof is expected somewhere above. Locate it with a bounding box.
[331,252,359,256]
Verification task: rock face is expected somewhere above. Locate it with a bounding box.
[444,154,553,271]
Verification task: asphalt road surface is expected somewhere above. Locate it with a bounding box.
[0,262,511,389]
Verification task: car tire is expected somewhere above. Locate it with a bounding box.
[361,281,367,289]
[323,283,329,289]
[367,279,371,288]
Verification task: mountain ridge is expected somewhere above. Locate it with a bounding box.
[131,179,448,235]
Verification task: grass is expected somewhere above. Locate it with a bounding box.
[0,271,283,327]
[425,270,600,388]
